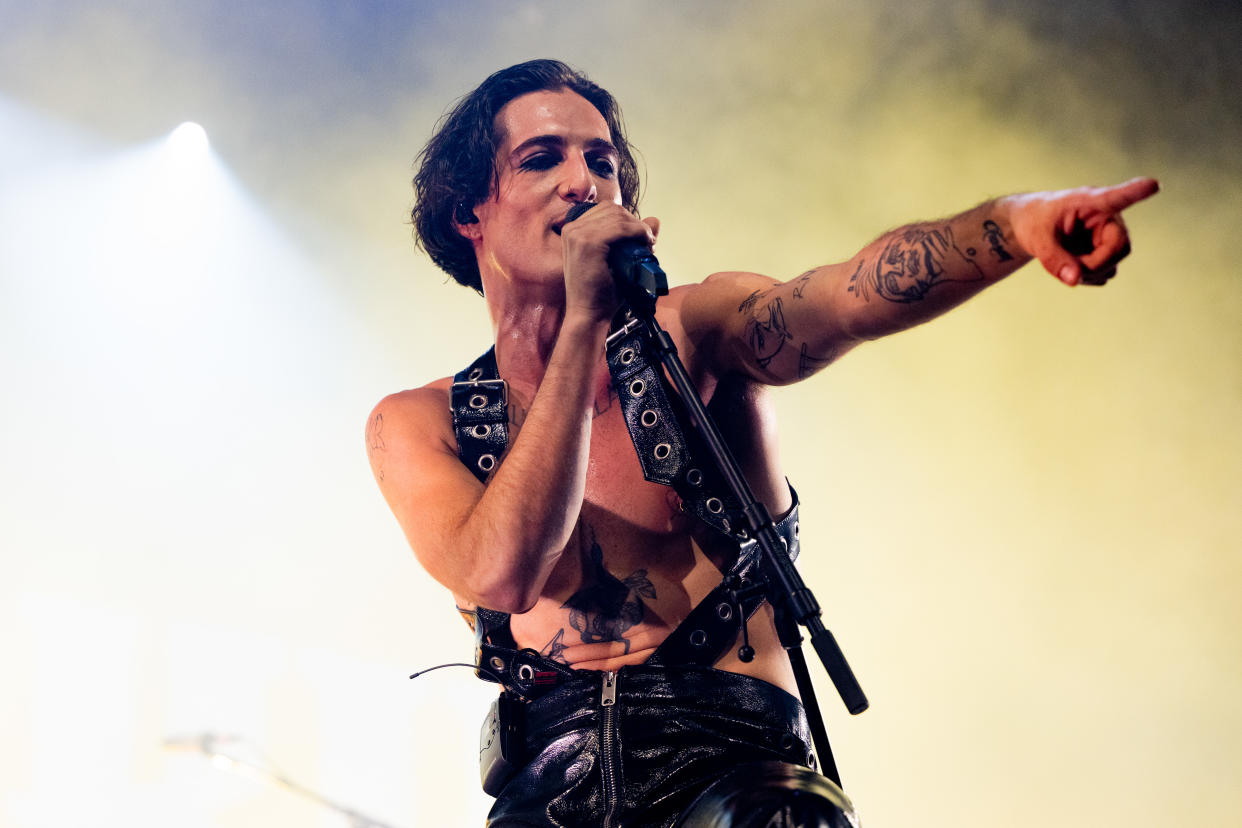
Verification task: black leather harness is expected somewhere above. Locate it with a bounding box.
[450,311,799,698]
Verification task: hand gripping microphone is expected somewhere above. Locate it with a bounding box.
[562,202,668,312]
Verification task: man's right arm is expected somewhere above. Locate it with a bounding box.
[366,313,610,613]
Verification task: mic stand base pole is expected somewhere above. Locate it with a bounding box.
[775,605,843,787]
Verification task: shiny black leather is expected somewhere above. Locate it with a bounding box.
[486,666,814,828]
[675,761,860,828]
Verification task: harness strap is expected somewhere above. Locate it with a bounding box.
[606,313,747,539]
[451,348,509,484]
[647,491,799,668]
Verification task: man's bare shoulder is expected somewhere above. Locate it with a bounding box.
[365,377,456,482]
[661,273,781,379]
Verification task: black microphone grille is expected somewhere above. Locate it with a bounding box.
[564,201,598,223]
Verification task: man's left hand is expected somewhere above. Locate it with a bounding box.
[1009,177,1160,286]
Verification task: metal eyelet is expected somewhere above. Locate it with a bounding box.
[689,630,708,647]
[517,664,534,681]
[629,378,645,397]
[472,424,492,438]
[619,347,636,365]
[716,603,733,621]
[686,468,703,486]
[653,442,671,460]
[478,454,496,472]
[793,522,800,538]
[640,409,659,427]
[706,497,723,514]
[469,394,488,409]
[489,656,505,671]
[467,367,483,381]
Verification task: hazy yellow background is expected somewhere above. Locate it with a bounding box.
[2,1,1239,826]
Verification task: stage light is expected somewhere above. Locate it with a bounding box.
[167,121,209,157]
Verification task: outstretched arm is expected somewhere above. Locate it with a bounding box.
[683,177,1159,384]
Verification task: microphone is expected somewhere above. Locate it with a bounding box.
[562,202,668,310]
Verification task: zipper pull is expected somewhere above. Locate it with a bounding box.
[601,670,617,707]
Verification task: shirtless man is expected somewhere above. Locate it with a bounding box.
[367,60,1158,826]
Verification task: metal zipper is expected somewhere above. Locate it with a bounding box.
[600,670,620,828]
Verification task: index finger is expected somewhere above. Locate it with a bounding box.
[1093,177,1160,211]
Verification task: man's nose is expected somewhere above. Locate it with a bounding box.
[557,154,597,203]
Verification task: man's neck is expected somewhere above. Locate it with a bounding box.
[483,274,575,389]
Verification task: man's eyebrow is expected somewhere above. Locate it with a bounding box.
[508,134,618,157]
[584,137,619,156]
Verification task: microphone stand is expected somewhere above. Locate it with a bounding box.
[614,251,868,787]
[166,733,402,828]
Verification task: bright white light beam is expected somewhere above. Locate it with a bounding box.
[167,121,209,157]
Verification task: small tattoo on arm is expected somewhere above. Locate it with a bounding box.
[798,342,836,380]
[738,289,762,313]
[791,270,814,299]
[982,219,1014,262]
[745,296,794,368]
[367,412,387,480]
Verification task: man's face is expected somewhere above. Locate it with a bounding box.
[463,89,623,291]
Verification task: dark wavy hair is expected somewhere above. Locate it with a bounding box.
[412,59,641,294]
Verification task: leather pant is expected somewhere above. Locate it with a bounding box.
[486,664,814,828]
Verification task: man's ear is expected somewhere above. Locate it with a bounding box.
[454,202,481,240]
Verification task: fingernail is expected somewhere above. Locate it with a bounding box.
[1059,265,1077,285]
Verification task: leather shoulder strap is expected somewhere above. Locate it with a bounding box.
[605,310,747,540]
[451,348,509,484]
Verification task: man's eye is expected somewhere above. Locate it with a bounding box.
[520,153,558,171]
[590,158,617,177]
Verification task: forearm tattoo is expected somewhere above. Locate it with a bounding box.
[847,225,984,303]
[981,220,1014,262]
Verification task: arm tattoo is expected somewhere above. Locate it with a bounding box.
[561,529,656,654]
[367,412,386,480]
[981,220,1014,262]
[798,342,836,380]
[744,296,794,368]
[791,269,814,299]
[847,226,984,303]
[738,289,762,313]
